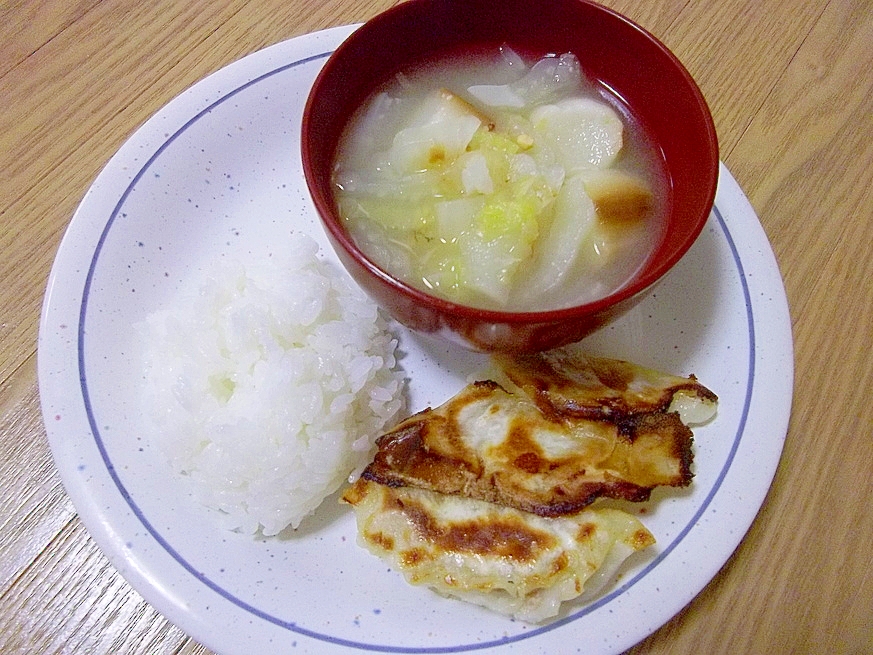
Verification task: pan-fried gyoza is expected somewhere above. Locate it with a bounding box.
[361,351,717,516]
[343,478,655,622]
[343,350,717,621]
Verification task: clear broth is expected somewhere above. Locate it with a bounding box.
[333,46,669,312]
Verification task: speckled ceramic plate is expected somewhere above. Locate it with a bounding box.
[39,25,793,655]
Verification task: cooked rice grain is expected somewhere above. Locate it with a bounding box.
[140,235,405,535]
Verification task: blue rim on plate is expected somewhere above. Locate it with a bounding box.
[39,25,793,655]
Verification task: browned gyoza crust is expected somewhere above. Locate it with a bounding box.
[362,351,716,517]
[341,477,656,623]
[498,351,719,423]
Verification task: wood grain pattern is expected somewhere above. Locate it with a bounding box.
[1,0,871,653]
[0,0,100,78]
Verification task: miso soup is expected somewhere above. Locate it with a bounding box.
[332,46,668,312]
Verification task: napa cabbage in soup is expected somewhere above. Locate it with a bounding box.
[332,47,667,311]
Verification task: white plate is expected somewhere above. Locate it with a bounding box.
[39,25,793,655]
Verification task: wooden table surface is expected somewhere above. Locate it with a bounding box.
[2,0,872,653]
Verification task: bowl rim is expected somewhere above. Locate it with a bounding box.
[302,0,719,325]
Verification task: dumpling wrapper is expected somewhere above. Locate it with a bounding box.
[361,351,718,517]
[387,89,485,174]
[343,478,655,623]
[530,97,624,171]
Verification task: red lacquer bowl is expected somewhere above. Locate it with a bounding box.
[302,0,718,352]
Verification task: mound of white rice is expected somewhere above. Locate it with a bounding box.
[139,234,405,536]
